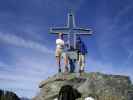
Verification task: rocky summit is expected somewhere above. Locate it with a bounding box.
[33,72,133,100]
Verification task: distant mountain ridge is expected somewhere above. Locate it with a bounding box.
[0,89,20,100]
[0,89,31,100]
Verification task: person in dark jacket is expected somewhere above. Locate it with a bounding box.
[76,36,88,76]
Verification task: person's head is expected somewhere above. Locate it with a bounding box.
[58,33,63,39]
[58,85,81,100]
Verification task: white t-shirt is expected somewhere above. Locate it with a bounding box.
[56,39,64,49]
[54,98,58,100]
[85,97,95,100]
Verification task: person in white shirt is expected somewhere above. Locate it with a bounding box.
[54,98,58,100]
[55,33,68,73]
[85,97,95,100]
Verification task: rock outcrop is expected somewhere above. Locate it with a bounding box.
[0,89,20,100]
[33,72,133,100]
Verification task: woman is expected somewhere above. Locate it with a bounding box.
[55,33,68,73]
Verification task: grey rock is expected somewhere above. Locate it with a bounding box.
[33,72,133,100]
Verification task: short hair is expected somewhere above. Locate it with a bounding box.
[58,85,81,100]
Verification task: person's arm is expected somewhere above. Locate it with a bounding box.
[84,44,88,54]
[64,40,69,49]
[82,42,88,54]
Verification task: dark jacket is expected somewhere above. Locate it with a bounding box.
[76,37,88,55]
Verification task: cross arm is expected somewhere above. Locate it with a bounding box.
[72,28,92,35]
[49,27,69,34]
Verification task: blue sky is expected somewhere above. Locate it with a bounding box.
[0,0,133,98]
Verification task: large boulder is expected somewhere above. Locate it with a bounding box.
[33,72,133,100]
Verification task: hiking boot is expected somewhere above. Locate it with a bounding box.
[79,69,81,73]
[58,68,61,73]
[65,66,69,73]
[79,69,84,73]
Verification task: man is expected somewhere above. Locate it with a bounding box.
[55,33,69,73]
[76,36,88,75]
